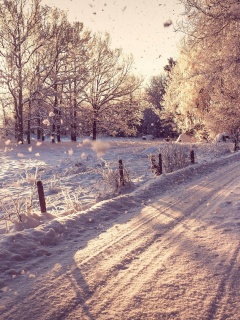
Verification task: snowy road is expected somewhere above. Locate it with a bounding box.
[1,158,240,319]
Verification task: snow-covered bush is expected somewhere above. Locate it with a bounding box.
[0,167,40,233]
[17,170,38,186]
[60,187,84,215]
[95,160,132,199]
[158,142,192,173]
[156,141,234,175]
[46,174,62,195]
[0,193,32,233]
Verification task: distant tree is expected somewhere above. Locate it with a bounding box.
[0,3,142,143]
[99,90,144,137]
[163,58,210,138]
[143,75,164,137]
[205,104,240,150]
[143,59,177,138]
[163,0,240,140]
[146,74,166,110]
[164,57,176,77]
[81,33,142,140]
[63,22,91,141]
[43,8,74,143]
[0,0,50,143]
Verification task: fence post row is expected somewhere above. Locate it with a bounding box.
[118,159,125,186]
[151,149,195,175]
[36,151,194,215]
[37,180,47,213]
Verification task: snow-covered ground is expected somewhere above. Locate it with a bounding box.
[0,137,172,232]
[0,137,240,319]
[0,137,234,234]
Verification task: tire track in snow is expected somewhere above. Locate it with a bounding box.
[75,161,240,272]
[86,171,240,318]
[205,242,240,320]
[67,161,240,319]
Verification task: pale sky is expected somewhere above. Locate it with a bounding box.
[42,0,184,80]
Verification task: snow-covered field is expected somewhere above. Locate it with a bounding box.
[0,137,240,319]
[0,137,175,233]
[0,137,234,234]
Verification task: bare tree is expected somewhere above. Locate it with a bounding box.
[0,0,51,143]
[81,33,142,140]
[62,22,91,141]
[42,8,73,143]
[0,3,143,142]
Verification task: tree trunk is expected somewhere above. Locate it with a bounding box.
[14,114,18,139]
[37,116,41,140]
[92,109,97,141]
[17,105,24,144]
[17,49,24,144]
[27,119,31,144]
[57,111,61,143]
[92,119,97,140]
[2,105,8,137]
[57,84,64,143]
[27,102,32,144]
[52,83,58,143]
[52,122,55,143]
[16,95,24,143]
[71,86,77,141]
[53,83,62,143]
[71,110,77,142]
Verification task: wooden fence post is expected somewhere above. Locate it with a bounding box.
[158,153,163,175]
[150,154,161,176]
[150,155,156,173]
[118,159,125,186]
[37,181,46,213]
[190,150,195,164]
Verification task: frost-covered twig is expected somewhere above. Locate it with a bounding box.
[0,167,39,233]
[95,160,132,199]
[158,142,191,173]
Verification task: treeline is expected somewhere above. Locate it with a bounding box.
[0,0,146,143]
[163,0,240,145]
[5,1,238,146]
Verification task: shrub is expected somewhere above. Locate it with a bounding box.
[158,142,192,173]
[95,160,132,199]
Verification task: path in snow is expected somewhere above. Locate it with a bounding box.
[1,156,240,319]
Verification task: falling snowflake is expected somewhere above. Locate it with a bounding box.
[81,152,87,160]
[17,153,24,158]
[68,148,74,155]
[42,119,50,126]
[163,19,172,27]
